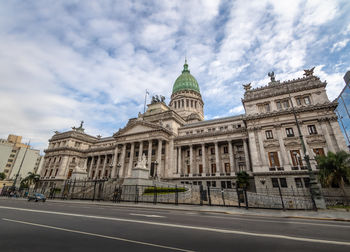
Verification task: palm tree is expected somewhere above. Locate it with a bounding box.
[316,151,350,198]
[22,172,40,189]
[236,171,250,189]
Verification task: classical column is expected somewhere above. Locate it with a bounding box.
[157,139,162,178]
[138,141,143,161]
[120,144,126,177]
[174,146,178,174]
[147,140,153,170]
[189,145,193,175]
[88,156,94,178]
[215,142,220,174]
[128,142,135,177]
[275,127,288,169]
[178,146,182,174]
[228,140,234,173]
[94,156,101,179]
[201,143,206,175]
[111,145,119,178]
[101,155,108,178]
[243,139,251,171]
[234,145,239,172]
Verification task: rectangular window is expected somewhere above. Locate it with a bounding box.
[152,149,155,155]
[296,97,302,106]
[283,100,290,108]
[186,99,189,107]
[191,100,193,107]
[285,128,294,137]
[308,125,317,135]
[265,130,273,139]
[210,148,215,155]
[304,96,311,105]
[290,150,302,167]
[224,163,230,173]
[8,159,13,162]
[265,103,270,112]
[223,146,228,154]
[199,164,203,173]
[303,178,310,188]
[268,152,280,167]
[6,164,11,167]
[187,150,190,157]
[221,181,226,189]
[174,102,177,109]
[279,178,288,188]
[198,149,202,156]
[276,101,282,110]
[313,148,325,157]
[271,178,279,188]
[211,164,216,173]
[295,178,303,188]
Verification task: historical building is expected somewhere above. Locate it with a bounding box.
[40,61,348,192]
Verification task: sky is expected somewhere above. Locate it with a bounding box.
[0,0,349,153]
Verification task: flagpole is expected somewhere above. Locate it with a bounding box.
[144,89,149,113]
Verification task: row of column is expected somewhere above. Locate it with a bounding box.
[86,139,165,179]
[175,139,250,176]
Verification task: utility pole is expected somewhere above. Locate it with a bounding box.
[286,83,326,209]
[12,140,31,191]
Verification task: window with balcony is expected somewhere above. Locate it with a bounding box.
[307,125,317,135]
[313,148,325,157]
[268,152,280,168]
[295,178,303,188]
[285,128,294,137]
[290,150,302,167]
[223,146,228,154]
[265,130,273,139]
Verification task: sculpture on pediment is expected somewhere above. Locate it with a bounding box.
[54,131,59,134]
[243,83,251,91]
[268,71,276,82]
[303,67,315,77]
[96,135,102,139]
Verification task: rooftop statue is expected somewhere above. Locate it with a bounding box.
[268,71,276,82]
[72,120,85,132]
[243,83,252,91]
[151,95,166,104]
[303,67,315,77]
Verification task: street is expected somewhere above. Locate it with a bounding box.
[0,198,350,251]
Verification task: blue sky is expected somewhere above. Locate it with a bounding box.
[0,0,349,152]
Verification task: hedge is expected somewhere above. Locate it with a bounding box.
[143,187,187,194]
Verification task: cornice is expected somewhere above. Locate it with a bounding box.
[245,102,337,121]
[175,128,247,141]
[242,76,326,102]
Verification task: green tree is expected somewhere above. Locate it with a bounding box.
[316,151,350,196]
[0,172,6,180]
[236,171,250,189]
[21,172,40,189]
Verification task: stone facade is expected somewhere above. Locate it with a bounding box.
[40,63,348,192]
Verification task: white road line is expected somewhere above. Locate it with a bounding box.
[0,206,350,246]
[2,218,194,252]
[130,213,165,218]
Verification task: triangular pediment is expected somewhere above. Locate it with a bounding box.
[113,120,171,137]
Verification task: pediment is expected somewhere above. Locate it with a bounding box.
[113,120,170,138]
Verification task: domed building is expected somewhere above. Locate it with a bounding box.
[40,60,348,208]
[169,60,204,123]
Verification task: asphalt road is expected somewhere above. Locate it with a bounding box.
[0,198,350,252]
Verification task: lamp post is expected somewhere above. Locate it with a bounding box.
[286,82,326,209]
[153,160,158,180]
[116,163,121,179]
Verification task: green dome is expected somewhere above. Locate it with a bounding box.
[172,60,200,94]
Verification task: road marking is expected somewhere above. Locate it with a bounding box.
[130,213,165,218]
[0,206,350,246]
[2,218,194,252]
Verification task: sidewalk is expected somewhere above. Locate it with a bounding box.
[43,198,350,222]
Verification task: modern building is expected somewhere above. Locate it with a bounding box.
[336,71,350,148]
[0,134,43,180]
[40,62,348,192]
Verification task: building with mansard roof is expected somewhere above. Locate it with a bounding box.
[40,61,348,192]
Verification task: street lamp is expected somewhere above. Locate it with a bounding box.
[153,160,158,180]
[286,82,326,209]
[116,163,121,179]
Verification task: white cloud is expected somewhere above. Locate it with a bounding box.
[331,39,350,52]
